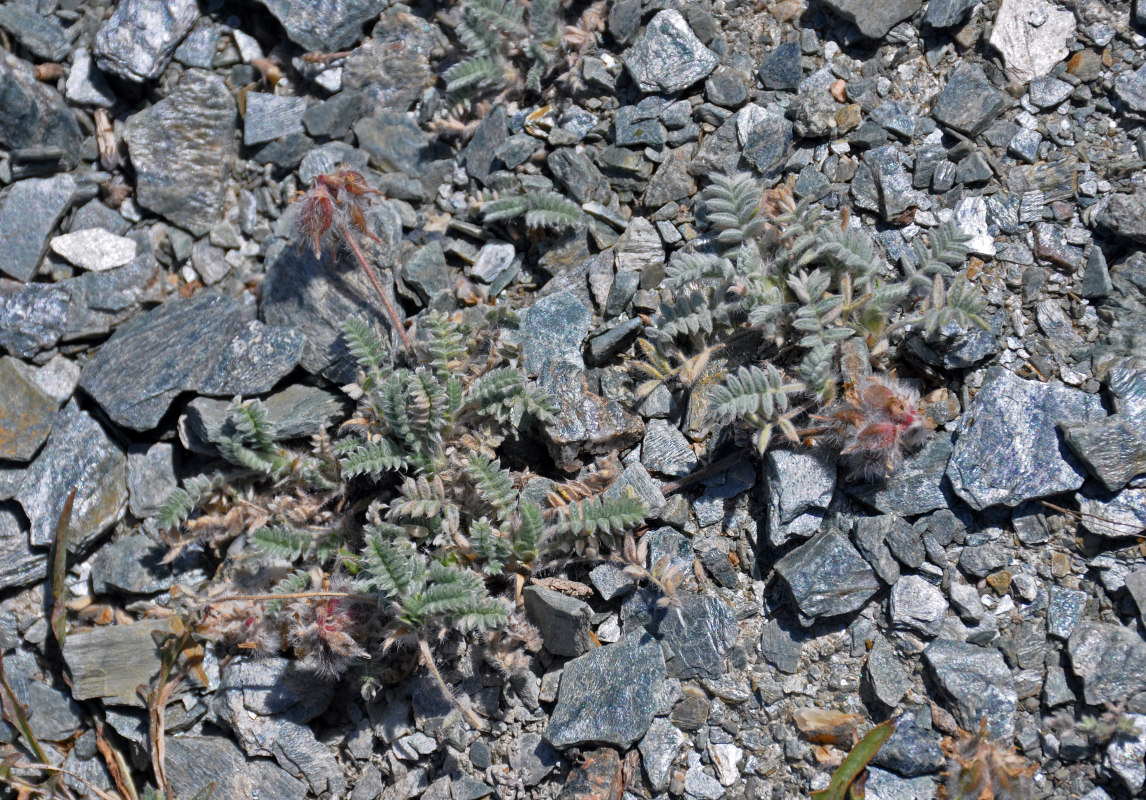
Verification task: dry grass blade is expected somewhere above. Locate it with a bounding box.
[1040,500,1146,535]
[94,716,138,800]
[50,487,76,651]
[137,627,204,798]
[0,759,121,800]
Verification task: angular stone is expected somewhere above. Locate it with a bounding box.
[639,717,686,793]
[548,148,613,205]
[763,448,835,547]
[0,173,79,282]
[759,619,802,674]
[0,4,71,61]
[125,70,236,236]
[0,503,47,590]
[946,367,1104,510]
[80,292,304,431]
[642,591,738,680]
[354,112,433,176]
[989,0,1075,84]
[243,93,308,146]
[126,443,177,519]
[923,0,977,27]
[865,638,911,707]
[775,529,881,621]
[16,401,126,550]
[1075,486,1146,540]
[932,63,1011,136]
[507,733,558,787]
[521,291,592,374]
[0,357,57,461]
[166,736,307,800]
[180,384,349,455]
[848,433,953,516]
[1062,416,1146,492]
[59,247,160,342]
[863,768,936,800]
[90,534,174,594]
[821,0,922,37]
[853,516,901,586]
[622,10,718,94]
[1097,190,1146,245]
[890,576,949,636]
[1108,714,1146,794]
[1115,65,1146,114]
[1068,622,1146,706]
[50,229,137,273]
[524,585,593,658]
[94,0,199,82]
[641,419,698,478]
[254,0,386,52]
[545,631,666,748]
[64,618,189,706]
[757,41,802,90]
[924,639,1017,741]
[0,279,70,358]
[737,103,792,178]
[0,52,84,155]
[871,720,946,777]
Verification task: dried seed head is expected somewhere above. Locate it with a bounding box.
[293,168,382,258]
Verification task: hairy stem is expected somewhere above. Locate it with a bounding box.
[339,222,415,354]
[418,635,484,730]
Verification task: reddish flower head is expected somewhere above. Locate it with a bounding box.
[293,168,382,258]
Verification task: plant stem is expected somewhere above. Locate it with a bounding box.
[338,221,415,354]
[418,636,484,730]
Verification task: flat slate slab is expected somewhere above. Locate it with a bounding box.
[79,291,305,431]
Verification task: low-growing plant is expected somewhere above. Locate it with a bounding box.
[635,172,987,475]
[157,308,653,726]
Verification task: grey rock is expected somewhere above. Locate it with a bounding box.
[1068,622,1146,705]
[301,91,365,140]
[0,4,72,61]
[775,529,881,621]
[1042,665,1074,707]
[64,618,189,706]
[1096,190,1146,245]
[0,279,70,358]
[641,420,698,478]
[1107,714,1146,794]
[615,106,667,148]
[947,367,1105,510]
[17,401,125,550]
[254,0,385,51]
[1127,569,1146,628]
[522,291,592,374]
[0,504,48,590]
[0,173,79,282]
[588,318,642,364]
[181,385,349,455]
[451,775,491,800]
[461,106,507,185]
[705,67,748,108]
[1115,64,1146,113]
[0,52,83,155]
[548,148,613,205]
[508,733,558,786]
[90,534,173,595]
[51,228,137,273]
[1062,415,1146,492]
[890,575,949,636]
[540,362,644,471]
[0,357,57,461]
[93,0,198,82]
[355,111,433,177]
[932,63,1011,136]
[957,541,1009,579]
[1080,246,1113,299]
[639,717,686,792]
[737,103,793,178]
[298,142,368,188]
[866,638,911,707]
[622,10,718,94]
[870,719,946,777]
[604,463,665,516]
[1076,486,1146,540]
[125,69,236,236]
[949,583,985,622]
[642,591,738,680]
[853,516,901,585]
[1007,128,1041,163]
[126,443,177,518]
[757,41,802,90]
[684,751,725,800]
[524,585,593,658]
[989,0,1075,84]
[759,619,802,674]
[261,237,398,383]
[864,767,935,800]
[59,247,161,342]
[924,0,977,27]
[79,292,304,431]
[1047,585,1087,640]
[166,736,307,800]
[545,631,666,748]
[243,93,308,146]
[924,639,1017,741]
[1109,360,1146,423]
[763,448,835,546]
[822,0,922,37]
[590,563,637,601]
[1028,75,1073,108]
[27,681,83,742]
[172,17,221,69]
[214,657,343,795]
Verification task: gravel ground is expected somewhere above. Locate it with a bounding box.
[2,0,1146,799]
